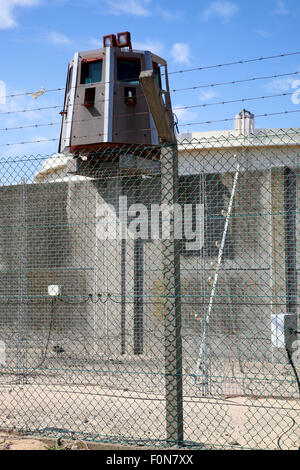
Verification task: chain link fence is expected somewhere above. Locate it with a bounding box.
[0,129,299,449]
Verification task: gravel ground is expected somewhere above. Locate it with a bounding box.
[0,383,299,450]
[1,327,300,450]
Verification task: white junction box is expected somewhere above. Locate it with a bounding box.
[48,285,62,297]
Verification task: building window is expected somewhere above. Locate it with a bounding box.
[178,174,234,258]
[81,59,103,85]
[117,59,141,85]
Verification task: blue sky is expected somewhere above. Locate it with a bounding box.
[0,0,300,159]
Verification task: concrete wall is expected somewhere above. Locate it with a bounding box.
[176,146,300,367]
[0,182,79,331]
[0,156,298,365]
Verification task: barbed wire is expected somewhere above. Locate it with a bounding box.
[0,90,297,133]
[1,108,300,147]
[175,91,296,112]
[179,109,300,127]
[0,105,61,116]
[1,69,300,117]
[0,138,59,147]
[1,50,300,101]
[167,50,300,75]
[1,51,300,146]
[170,70,300,92]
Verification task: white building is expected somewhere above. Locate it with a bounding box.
[32,111,300,370]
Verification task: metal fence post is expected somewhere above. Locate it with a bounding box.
[17,181,28,384]
[284,168,298,366]
[160,144,184,446]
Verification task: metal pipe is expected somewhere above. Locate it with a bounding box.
[194,162,240,386]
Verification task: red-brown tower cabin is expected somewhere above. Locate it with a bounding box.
[59,32,173,156]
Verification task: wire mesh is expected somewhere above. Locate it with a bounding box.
[0,130,299,450]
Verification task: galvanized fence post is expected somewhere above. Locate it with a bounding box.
[160,144,184,446]
[17,181,28,384]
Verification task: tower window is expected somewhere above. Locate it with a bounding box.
[67,66,73,93]
[117,59,140,85]
[81,59,103,85]
[153,63,162,89]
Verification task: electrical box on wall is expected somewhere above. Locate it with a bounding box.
[48,285,62,297]
[271,313,298,350]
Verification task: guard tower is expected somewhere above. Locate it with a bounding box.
[59,31,174,162]
[58,33,180,369]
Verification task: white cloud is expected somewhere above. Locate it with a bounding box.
[0,0,40,29]
[44,31,72,45]
[0,88,61,160]
[87,38,102,48]
[105,0,151,16]
[255,29,273,38]
[199,90,217,102]
[171,43,191,65]
[274,0,290,15]
[173,105,197,123]
[266,76,296,93]
[133,39,164,56]
[0,81,6,106]
[203,1,239,22]
[157,6,181,21]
